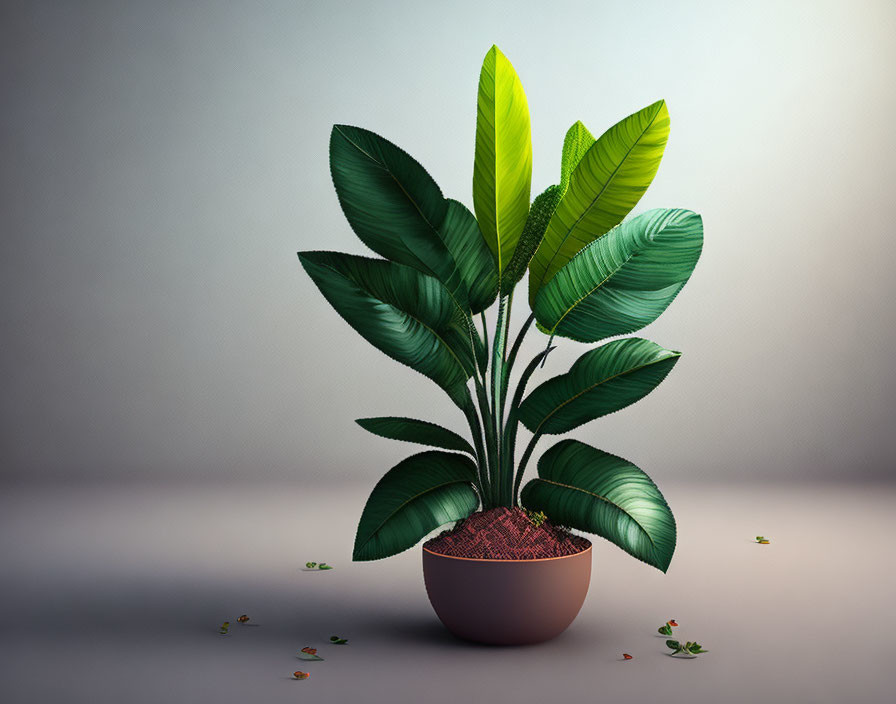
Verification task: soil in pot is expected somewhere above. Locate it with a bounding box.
[423,507,591,559]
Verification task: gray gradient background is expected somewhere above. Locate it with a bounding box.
[3,3,896,703]
[3,0,895,484]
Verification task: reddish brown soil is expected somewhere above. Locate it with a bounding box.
[423,507,591,560]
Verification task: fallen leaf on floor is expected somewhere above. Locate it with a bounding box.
[218,621,230,635]
[668,619,678,627]
[657,623,674,636]
[297,647,324,661]
[667,639,709,657]
[622,653,633,660]
[293,671,310,680]
[302,562,334,571]
[237,615,250,623]
[329,635,348,644]
[755,536,770,544]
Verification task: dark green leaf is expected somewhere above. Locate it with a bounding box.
[352,451,480,561]
[518,338,680,435]
[298,251,474,405]
[356,417,475,456]
[533,209,703,342]
[520,439,676,572]
[329,125,469,308]
[440,199,498,313]
[666,640,681,650]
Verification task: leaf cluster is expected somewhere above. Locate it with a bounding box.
[298,45,704,570]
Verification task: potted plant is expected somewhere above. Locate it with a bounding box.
[299,45,703,645]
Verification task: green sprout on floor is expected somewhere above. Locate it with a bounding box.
[305,561,333,570]
[657,619,678,635]
[667,639,708,656]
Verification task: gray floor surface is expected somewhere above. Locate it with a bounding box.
[1,480,893,703]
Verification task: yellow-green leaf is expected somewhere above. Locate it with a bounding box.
[473,45,532,280]
[529,100,670,305]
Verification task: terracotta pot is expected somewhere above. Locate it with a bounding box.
[422,543,592,645]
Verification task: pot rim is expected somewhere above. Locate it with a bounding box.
[422,543,592,563]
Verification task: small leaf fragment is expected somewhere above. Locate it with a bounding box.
[293,671,310,680]
[658,624,673,636]
[297,647,324,661]
[668,619,678,627]
[622,653,633,660]
[329,635,348,644]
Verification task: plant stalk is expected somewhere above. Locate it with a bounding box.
[460,396,490,505]
[490,296,510,505]
[514,430,543,505]
[473,376,498,507]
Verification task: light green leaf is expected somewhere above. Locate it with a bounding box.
[529,100,671,305]
[356,417,475,456]
[533,209,703,342]
[520,439,676,572]
[501,185,563,295]
[440,199,498,313]
[560,120,595,192]
[329,125,470,308]
[298,251,474,406]
[473,45,532,279]
[352,451,480,561]
[518,338,680,435]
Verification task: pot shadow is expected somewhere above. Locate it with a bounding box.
[359,610,609,652]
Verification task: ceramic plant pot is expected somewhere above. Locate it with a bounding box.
[422,543,592,645]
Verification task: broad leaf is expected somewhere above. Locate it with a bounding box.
[520,439,676,571]
[353,451,479,561]
[473,45,532,279]
[329,125,469,308]
[298,251,475,405]
[501,185,563,295]
[440,199,498,313]
[529,99,670,305]
[518,338,679,435]
[356,416,475,456]
[533,209,703,342]
[560,120,595,192]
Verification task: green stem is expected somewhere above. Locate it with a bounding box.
[460,393,490,505]
[506,312,535,378]
[514,430,543,505]
[474,376,497,508]
[503,346,554,504]
[490,296,509,506]
[479,311,489,373]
